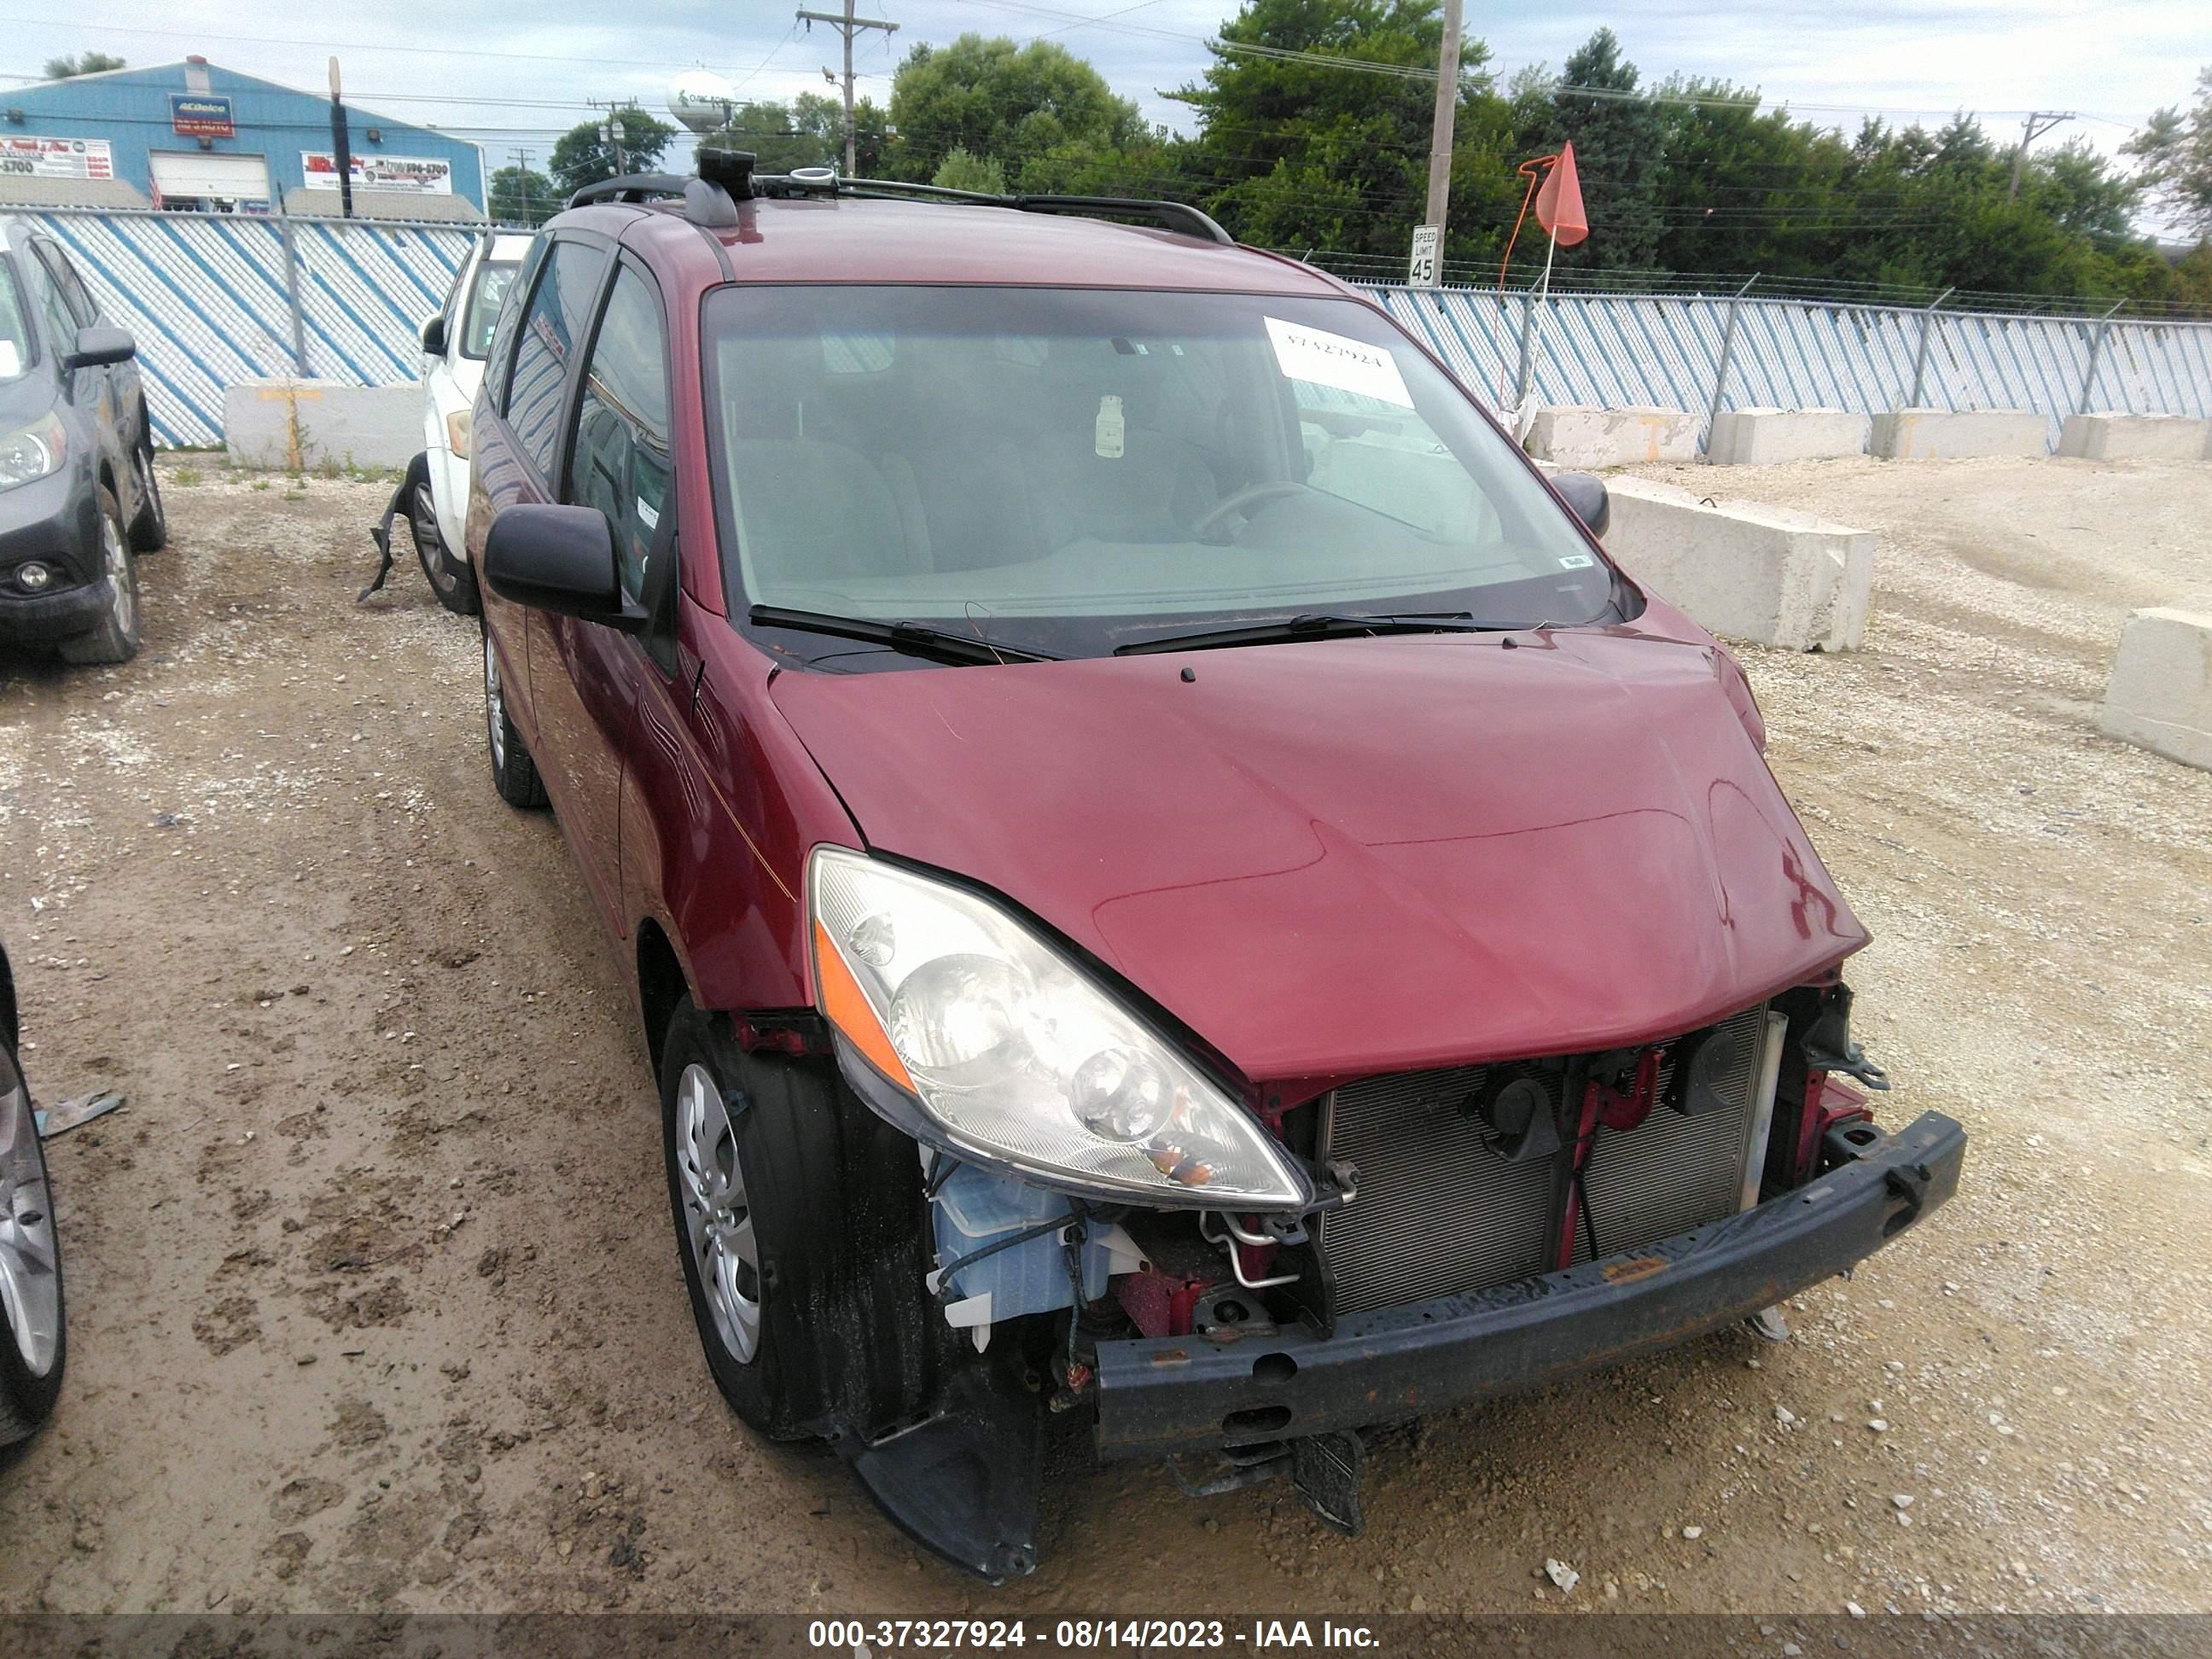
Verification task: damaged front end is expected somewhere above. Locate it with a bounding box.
[790,845,1964,1581]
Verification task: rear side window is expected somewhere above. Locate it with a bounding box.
[504,240,604,479]
[565,265,672,608]
[463,261,519,359]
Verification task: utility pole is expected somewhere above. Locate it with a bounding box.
[588,100,634,178]
[327,55,354,219]
[1413,0,1463,283]
[2008,110,2074,200]
[508,147,535,224]
[797,2,898,176]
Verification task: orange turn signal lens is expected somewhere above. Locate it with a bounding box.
[812,917,916,1092]
[445,408,472,460]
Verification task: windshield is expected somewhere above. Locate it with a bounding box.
[462,260,520,359]
[703,285,1615,660]
[0,259,32,381]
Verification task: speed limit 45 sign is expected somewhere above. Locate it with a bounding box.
[1407,224,1441,288]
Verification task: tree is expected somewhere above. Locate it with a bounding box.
[700,99,835,173]
[1518,28,1665,274]
[1172,0,1520,267]
[489,164,556,226]
[2126,67,2212,237]
[887,35,1145,183]
[932,147,1006,194]
[43,51,125,79]
[548,107,679,199]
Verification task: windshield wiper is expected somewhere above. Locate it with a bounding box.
[1114,612,1505,656]
[750,605,1061,666]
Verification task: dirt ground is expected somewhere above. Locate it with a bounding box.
[0,453,2207,1620]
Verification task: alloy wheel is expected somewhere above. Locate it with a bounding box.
[673,1063,762,1363]
[0,1064,60,1377]
[100,513,132,637]
[483,634,506,771]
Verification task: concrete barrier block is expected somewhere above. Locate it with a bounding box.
[1602,477,1874,651]
[2098,607,2212,771]
[1525,405,1701,468]
[223,379,421,470]
[1706,407,1871,465]
[1871,408,2049,460]
[2058,411,2212,462]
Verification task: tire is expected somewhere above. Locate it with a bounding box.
[481,627,546,808]
[0,1036,65,1448]
[58,486,142,667]
[658,998,946,1444]
[125,431,166,553]
[410,474,480,617]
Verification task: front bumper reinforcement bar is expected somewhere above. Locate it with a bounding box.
[1093,1109,1966,1461]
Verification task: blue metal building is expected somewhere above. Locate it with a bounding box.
[0,57,486,220]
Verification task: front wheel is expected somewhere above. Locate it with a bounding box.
[656,998,951,1445]
[58,487,141,666]
[660,1000,806,1439]
[0,1037,65,1447]
[410,475,480,616]
[481,628,545,807]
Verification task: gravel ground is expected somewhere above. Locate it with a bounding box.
[0,456,2206,1619]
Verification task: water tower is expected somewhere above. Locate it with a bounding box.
[667,68,736,137]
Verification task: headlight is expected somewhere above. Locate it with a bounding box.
[446,409,471,459]
[809,846,1310,1210]
[0,413,66,492]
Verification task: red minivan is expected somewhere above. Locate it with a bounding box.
[465,154,1964,1581]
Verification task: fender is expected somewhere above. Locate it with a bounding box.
[619,596,858,1032]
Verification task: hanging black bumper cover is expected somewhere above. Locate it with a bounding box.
[360,450,432,603]
[1092,1110,1966,1462]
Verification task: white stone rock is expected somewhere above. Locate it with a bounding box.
[1526,405,1701,468]
[1601,477,1875,651]
[2098,606,2212,772]
[223,378,422,470]
[2058,411,2211,462]
[1707,406,1871,465]
[1872,408,2049,459]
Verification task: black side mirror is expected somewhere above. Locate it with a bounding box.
[62,325,135,370]
[420,314,448,357]
[482,504,645,631]
[1551,471,1610,540]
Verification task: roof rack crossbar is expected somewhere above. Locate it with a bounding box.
[834,177,1234,245]
[565,172,695,209]
[564,171,744,229]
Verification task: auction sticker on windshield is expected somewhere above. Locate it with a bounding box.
[1264,315,1412,408]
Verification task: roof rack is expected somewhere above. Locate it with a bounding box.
[816,176,1234,245]
[566,150,757,226]
[568,151,1233,247]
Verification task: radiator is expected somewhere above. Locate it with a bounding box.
[1319,1006,1779,1316]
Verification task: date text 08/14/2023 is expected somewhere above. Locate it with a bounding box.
[806,1619,1383,1650]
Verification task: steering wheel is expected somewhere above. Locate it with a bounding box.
[1192,480,1315,542]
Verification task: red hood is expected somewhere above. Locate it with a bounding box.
[769,626,1866,1093]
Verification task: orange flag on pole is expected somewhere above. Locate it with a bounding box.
[1534,142,1589,246]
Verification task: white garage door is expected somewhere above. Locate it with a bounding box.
[149,150,271,202]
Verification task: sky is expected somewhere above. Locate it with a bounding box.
[0,0,2199,176]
